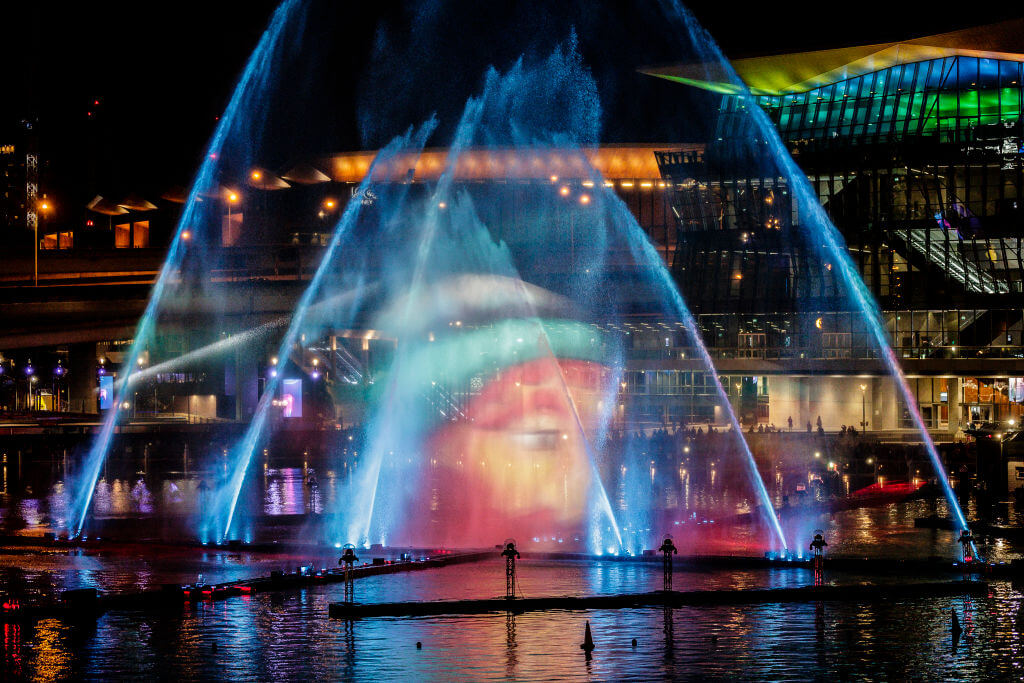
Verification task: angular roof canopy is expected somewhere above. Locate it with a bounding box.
[161,186,188,204]
[282,163,331,184]
[118,194,158,212]
[247,168,291,190]
[642,18,1024,95]
[86,195,129,216]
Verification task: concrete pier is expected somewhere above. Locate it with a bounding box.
[0,549,491,624]
[328,580,988,619]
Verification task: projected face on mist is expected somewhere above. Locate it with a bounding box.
[421,355,609,545]
[369,277,614,548]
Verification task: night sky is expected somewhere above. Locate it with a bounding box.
[3,1,1021,212]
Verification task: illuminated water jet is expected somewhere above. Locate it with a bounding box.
[67,0,307,539]
[665,0,972,550]
[208,123,438,543]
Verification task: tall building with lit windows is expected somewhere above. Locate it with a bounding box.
[640,18,1024,435]
[0,117,40,239]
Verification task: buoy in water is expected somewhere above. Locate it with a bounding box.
[631,638,637,648]
[581,621,595,652]
[416,641,422,649]
[952,609,963,636]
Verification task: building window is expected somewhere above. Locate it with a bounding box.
[132,221,149,248]
[58,231,73,249]
[115,223,130,248]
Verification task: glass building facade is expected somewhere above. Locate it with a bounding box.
[650,46,1024,431]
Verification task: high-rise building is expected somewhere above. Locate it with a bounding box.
[0,117,40,239]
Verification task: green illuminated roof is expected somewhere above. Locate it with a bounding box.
[644,18,1024,95]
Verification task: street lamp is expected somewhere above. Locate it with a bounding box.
[53,363,67,412]
[227,191,239,239]
[25,361,34,409]
[36,199,53,287]
[859,384,867,431]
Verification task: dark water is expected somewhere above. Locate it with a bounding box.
[2,460,1023,680]
[1,557,1022,681]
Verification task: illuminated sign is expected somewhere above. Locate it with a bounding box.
[281,378,302,418]
[99,375,113,410]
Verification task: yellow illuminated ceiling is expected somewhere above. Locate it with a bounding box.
[642,18,1024,95]
[318,144,697,183]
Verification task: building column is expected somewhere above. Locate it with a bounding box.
[68,342,99,413]
[234,346,259,421]
[948,377,961,435]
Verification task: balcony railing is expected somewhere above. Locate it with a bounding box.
[626,344,1024,362]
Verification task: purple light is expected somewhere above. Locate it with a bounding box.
[97,367,106,376]
[269,368,278,378]
[24,365,33,377]
[311,371,320,380]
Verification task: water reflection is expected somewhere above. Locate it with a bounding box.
[0,558,1023,680]
[3,448,1024,578]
